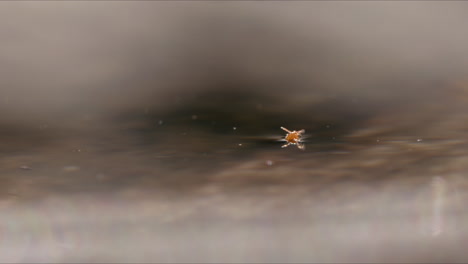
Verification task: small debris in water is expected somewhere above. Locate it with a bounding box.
[158,120,163,125]
[192,115,198,120]
[233,127,237,130]
[19,165,32,170]
[96,173,106,181]
[417,138,423,142]
[266,160,273,166]
[238,143,243,146]
[63,166,80,172]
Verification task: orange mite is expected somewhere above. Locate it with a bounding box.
[280,126,305,150]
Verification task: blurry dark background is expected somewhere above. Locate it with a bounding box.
[2,2,468,262]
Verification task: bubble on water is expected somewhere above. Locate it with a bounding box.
[192,115,198,120]
[233,127,237,130]
[266,160,273,166]
[158,120,163,125]
[238,143,243,146]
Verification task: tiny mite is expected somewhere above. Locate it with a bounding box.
[280,126,305,150]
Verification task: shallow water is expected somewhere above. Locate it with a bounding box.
[2,113,468,262]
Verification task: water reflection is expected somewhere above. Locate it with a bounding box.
[2,107,468,262]
[2,83,468,261]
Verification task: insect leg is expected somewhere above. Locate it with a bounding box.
[281,127,292,133]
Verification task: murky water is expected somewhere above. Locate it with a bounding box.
[2,2,468,263]
[3,97,468,262]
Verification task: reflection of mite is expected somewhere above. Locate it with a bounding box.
[280,127,305,150]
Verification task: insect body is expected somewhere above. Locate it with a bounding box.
[280,126,305,150]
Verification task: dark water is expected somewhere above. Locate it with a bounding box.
[2,2,468,262]
[3,93,468,263]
